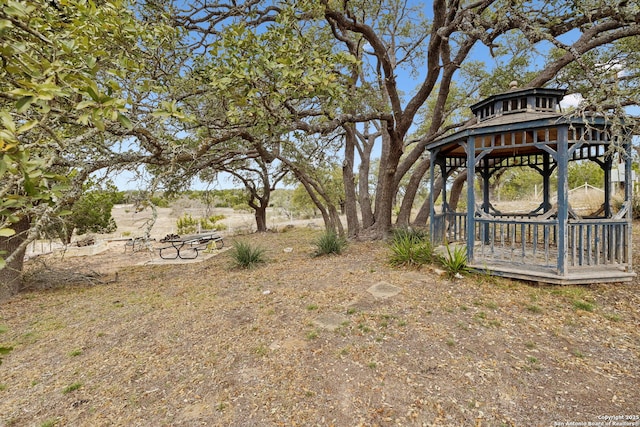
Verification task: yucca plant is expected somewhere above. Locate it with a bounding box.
[438,244,470,278]
[388,228,433,267]
[313,231,347,256]
[229,241,267,269]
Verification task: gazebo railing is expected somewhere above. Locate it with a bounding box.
[567,219,629,266]
[475,218,558,267]
[433,212,630,269]
[433,212,468,243]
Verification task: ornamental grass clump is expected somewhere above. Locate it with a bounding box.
[313,231,347,256]
[230,241,267,269]
[388,227,433,267]
[438,244,470,278]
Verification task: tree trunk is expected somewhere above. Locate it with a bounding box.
[247,193,269,233]
[412,176,444,226]
[296,173,336,234]
[358,155,374,229]
[0,216,30,301]
[242,165,274,233]
[254,204,268,232]
[328,204,345,237]
[448,172,468,212]
[59,222,74,245]
[277,156,341,235]
[488,167,507,201]
[396,157,431,226]
[371,127,404,237]
[342,125,360,238]
[357,127,376,229]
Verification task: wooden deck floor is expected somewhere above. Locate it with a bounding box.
[468,259,635,285]
[439,243,636,285]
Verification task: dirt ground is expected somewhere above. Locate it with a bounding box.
[1,219,639,426]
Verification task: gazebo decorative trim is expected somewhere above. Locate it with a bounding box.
[426,87,635,284]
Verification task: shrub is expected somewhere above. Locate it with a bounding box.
[229,241,267,269]
[313,232,347,256]
[43,184,119,244]
[150,196,170,208]
[438,244,470,278]
[388,228,433,267]
[200,215,227,231]
[391,227,429,244]
[177,213,226,234]
[232,203,251,212]
[176,213,198,234]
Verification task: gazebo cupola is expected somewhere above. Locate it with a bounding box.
[426,85,635,284]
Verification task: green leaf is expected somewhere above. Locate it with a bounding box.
[75,100,96,110]
[61,39,76,53]
[17,119,38,134]
[0,228,16,237]
[0,258,5,270]
[77,113,90,125]
[15,96,35,113]
[0,112,15,133]
[8,88,34,97]
[0,19,13,32]
[0,130,17,143]
[23,172,35,196]
[5,0,29,17]
[117,113,133,130]
[93,119,105,131]
[151,111,171,118]
[85,83,100,102]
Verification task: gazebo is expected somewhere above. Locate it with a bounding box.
[427,86,635,284]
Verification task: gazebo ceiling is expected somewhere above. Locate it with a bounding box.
[440,140,558,159]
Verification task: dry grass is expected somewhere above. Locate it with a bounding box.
[1,227,639,426]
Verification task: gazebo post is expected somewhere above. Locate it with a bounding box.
[465,138,476,262]
[439,160,448,214]
[556,126,570,276]
[542,153,552,212]
[481,158,491,214]
[625,139,633,202]
[602,155,612,217]
[479,157,491,244]
[624,138,633,270]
